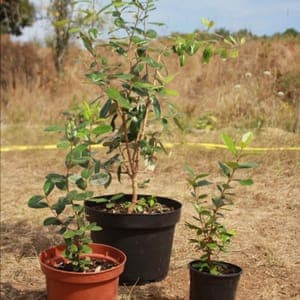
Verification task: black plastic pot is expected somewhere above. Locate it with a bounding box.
[85,194,182,285]
[189,260,242,300]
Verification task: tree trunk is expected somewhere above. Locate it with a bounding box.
[52,0,72,74]
[295,98,300,133]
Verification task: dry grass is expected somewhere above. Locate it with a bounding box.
[1,140,300,299]
[0,35,300,299]
[1,36,300,132]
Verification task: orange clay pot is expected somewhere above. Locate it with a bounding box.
[39,243,126,300]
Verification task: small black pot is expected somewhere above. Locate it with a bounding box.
[189,260,242,300]
[85,194,182,285]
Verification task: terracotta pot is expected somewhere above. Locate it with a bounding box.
[39,243,126,300]
[189,260,242,300]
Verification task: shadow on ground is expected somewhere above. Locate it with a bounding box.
[0,283,46,300]
[119,284,184,299]
[1,219,62,258]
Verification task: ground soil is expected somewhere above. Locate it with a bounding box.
[1,128,299,299]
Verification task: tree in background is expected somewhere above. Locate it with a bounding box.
[48,0,106,74]
[0,0,35,36]
[48,0,73,74]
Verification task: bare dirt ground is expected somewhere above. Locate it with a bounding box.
[1,128,300,299]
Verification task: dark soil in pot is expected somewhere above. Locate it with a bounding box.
[53,257,118,273]
[85,194,182,285]
[189,260,242,300]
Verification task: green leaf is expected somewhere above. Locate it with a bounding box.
[53,19,70,27]
[28,195,48,208]
[88,28,98,40]
[146,29,157,39]
[106,87,131,109]
[179,54,186,66]
[81,244,92,254]
[218,162,231,177]
[212,197,225,208]
[86,71,106,84]
[210,266,220,275]
[76,178,87,190]
[112,73,135,80]
[43,179,54,196]
[221,133,237,156]
[81,169,92,179]
[87,223,102,231]
[185,165,194,177]
[149,21,165,27]
[173,117,184,131]
[201,17,210,27]
[46,173,66,184]
[57,141,70,149]
[195,180,212,187]
[114,17,125,28]
[92,124,112,136]
[160,74,175,84]
[133,63,144,74]
[152,96,161,118]
[69,27,81,34]
[90,173,111,186]
[141,56,163,69]
[100,100,112,118]
[226,161,239,169]
[91,197,108,203]
[207,242,218,249]
[51,197,68,214]
[239,179,254,186]
[238,162,258,169]
[110,193,124,201]
[202,46,213,64]
[241,131,253,147]
[43,217,62,226]
[72,204,82,212]
[80,32,95,57]
[230,49,239,58]
[161,89,179,97]
[44,125,64,132]
[75,191,94,201]
[63,230,76,239]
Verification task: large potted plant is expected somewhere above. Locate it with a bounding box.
[74,0,243,284]
[186,132,257,300]
[27,103,126,300]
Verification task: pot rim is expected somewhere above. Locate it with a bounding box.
[39,243,126,276]
[85,193,182,217]
[188,260,243,278]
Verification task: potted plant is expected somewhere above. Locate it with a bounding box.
[27,103,126,300]
[186,132,257,300]
[72,0,243,284]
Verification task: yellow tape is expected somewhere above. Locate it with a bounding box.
[1,143,300,152]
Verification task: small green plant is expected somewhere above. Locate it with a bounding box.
[27,102,114,272]
[186,132,256,275]
[196,112,217,131]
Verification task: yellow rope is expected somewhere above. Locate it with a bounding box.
[1,143,300,152]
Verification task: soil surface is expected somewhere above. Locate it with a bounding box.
[1,129,299,299]
[53,257,117,273]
